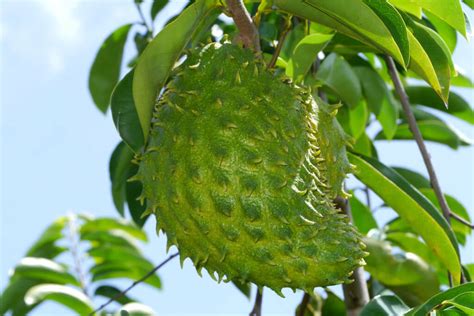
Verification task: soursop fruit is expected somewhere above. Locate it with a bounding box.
[134,43,367,294]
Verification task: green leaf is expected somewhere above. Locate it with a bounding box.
[349,101,369,139]
[151,0,169,20]
[404,86,474,124]
[349,194,377,234]
[126,164,149,227]
[232,280,251,299]
[26,217,67,259]
[88,245,152,269]
[408,283,474,316]
[274,0,408,66]
[133,0,219,142]
[441,292,474,314]
[419,0,466,37]
[391,167,430,189]
[322,290,346,315]
[24,284,94,315]
[280,23,306,61]
[0,278,41,315]
[376,120,473,149]
[109,142,135,216]
[464,0,474,9]
[116,302,155,316]
[352,132,375,157]
[419,189,471,246]
[316,54,362,107]
[89,24,132,113]
[348,153,461,284]
[390,0,422,17]
[111,70,145,152]
[90,263,161,289]
[80,217,147,241]
[360,295,409,316]
[286,33,334,82]
[362,0,410,64]
[14,257,79,286]
[451,69,474,88]
[377,92,399,140]
[81,229,140,251]
[425,12,457,53]
[94,285,135,305]
[353,64,389,116]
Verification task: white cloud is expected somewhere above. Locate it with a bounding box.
[36,0,82,45]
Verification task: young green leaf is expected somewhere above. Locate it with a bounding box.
[89,24,132,113]
[91,262,161,289]
[111,70,145,152]
[390,0,422,18]
[24,284,94,315]
[133,0,219,142]
[109,142,135,216]
[151,0,170,20]
[419,0,467,37]
[376,92,399,140]
[286,33,334,82]
[14,258,79,286]
[349,101,369,139]
[353,64,388,116]
[349,195,377,234]
[425,12,457,53]
[26,217,68,259]
[80,217,147,241]
[348,153,461,284]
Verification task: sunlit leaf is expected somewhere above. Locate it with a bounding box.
[349,101,369,139]
[80,217,147,241]
[14,257,79,286]
[419,0,466,36]
[360,294,409,316]
[26,217,68,259]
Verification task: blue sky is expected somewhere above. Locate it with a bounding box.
[1,1,473,315]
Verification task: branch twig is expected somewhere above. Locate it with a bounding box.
[225,0,261,52]
[450,212,474,229]
[90,252,179,315]
[384,55,464,285]
[297,293,311,316]
[268,16,291,69]
[134,1,153,34]
[249,288,263,316]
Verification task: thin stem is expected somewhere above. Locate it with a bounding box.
[225,0,261,52]
[67,214,88,296]
[363,187,371,210]
[90,253,179,315]
[249,288,263,316]
[268,17,292,69]
[297,293,311,316]
[384,55,464,285]
[450,212,474,229]
[134,1,153,35]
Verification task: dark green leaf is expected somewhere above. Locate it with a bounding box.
[391,167,430,189]
[133,0,219,142]
[280,23,305,61]
[349,101,369,139]
[377,92,399,140]
[126,164,149,227]
[408,283,474,316]
[321,290,346,315]
[26,217,67,259]
[349,195,377,234]
[151,0,169,20]
[232,280,251,299]
[0,278,41,315]
[352,132,376,157]
[404,86,474,124]
[348,153,461,283]
[111,70,145,152]
[376,120,472,149]
[360,295,409,316]
[286,33,334,82]
[24,284,94,315]
[94,285,135,305]
[440,292,474,314]
[109,142,135,216]
[353,64,388,116]
[316,54,362,107]
[89,24,132,113]
[14,257,79,286]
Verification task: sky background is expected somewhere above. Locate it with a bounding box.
[1,1,473,315]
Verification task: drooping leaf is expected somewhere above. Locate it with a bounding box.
[286,33,334,82]
[151,0,170,20]
[95,285,135,305]
[404,86,474,124]
[376,120,472,149]
[26,217,68,259]
[353,132,377,157]
[321,290,346,315]
[89,24,133,113]
[349,101,369,139]
[232,280,252,299]
[316,53,362,107]
[353,64,389,116]
[133,0,219,142]
[419,0,467,37]
[80,217,147,241]
[126,164,149,227]
[348,153,461,284]
[274,0,408,66]
[111,70,145,152]
[425,12,457,53]
[24,284,94,315]
[349,194,377,234]
[109,142,135,216]
[408,283,474,316]
[360,295,410,316]
[14,257,79,286]
[376,91,399,140]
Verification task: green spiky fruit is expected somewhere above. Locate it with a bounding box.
[135,43,367,294]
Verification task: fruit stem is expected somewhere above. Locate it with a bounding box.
[225,0,261,52]
[249,287,263,316]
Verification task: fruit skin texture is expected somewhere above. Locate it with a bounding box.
[135,43,366,294]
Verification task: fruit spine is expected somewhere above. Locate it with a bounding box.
[134,43,367,294]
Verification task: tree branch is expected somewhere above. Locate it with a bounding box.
[384,55,465,285]
[249,288,263,316]
[335,197,370,316]
[90,252,179,315]
[268,16,291,69]
[297,293,311,316]
[225,0,261,52]
[450,212,474,229]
